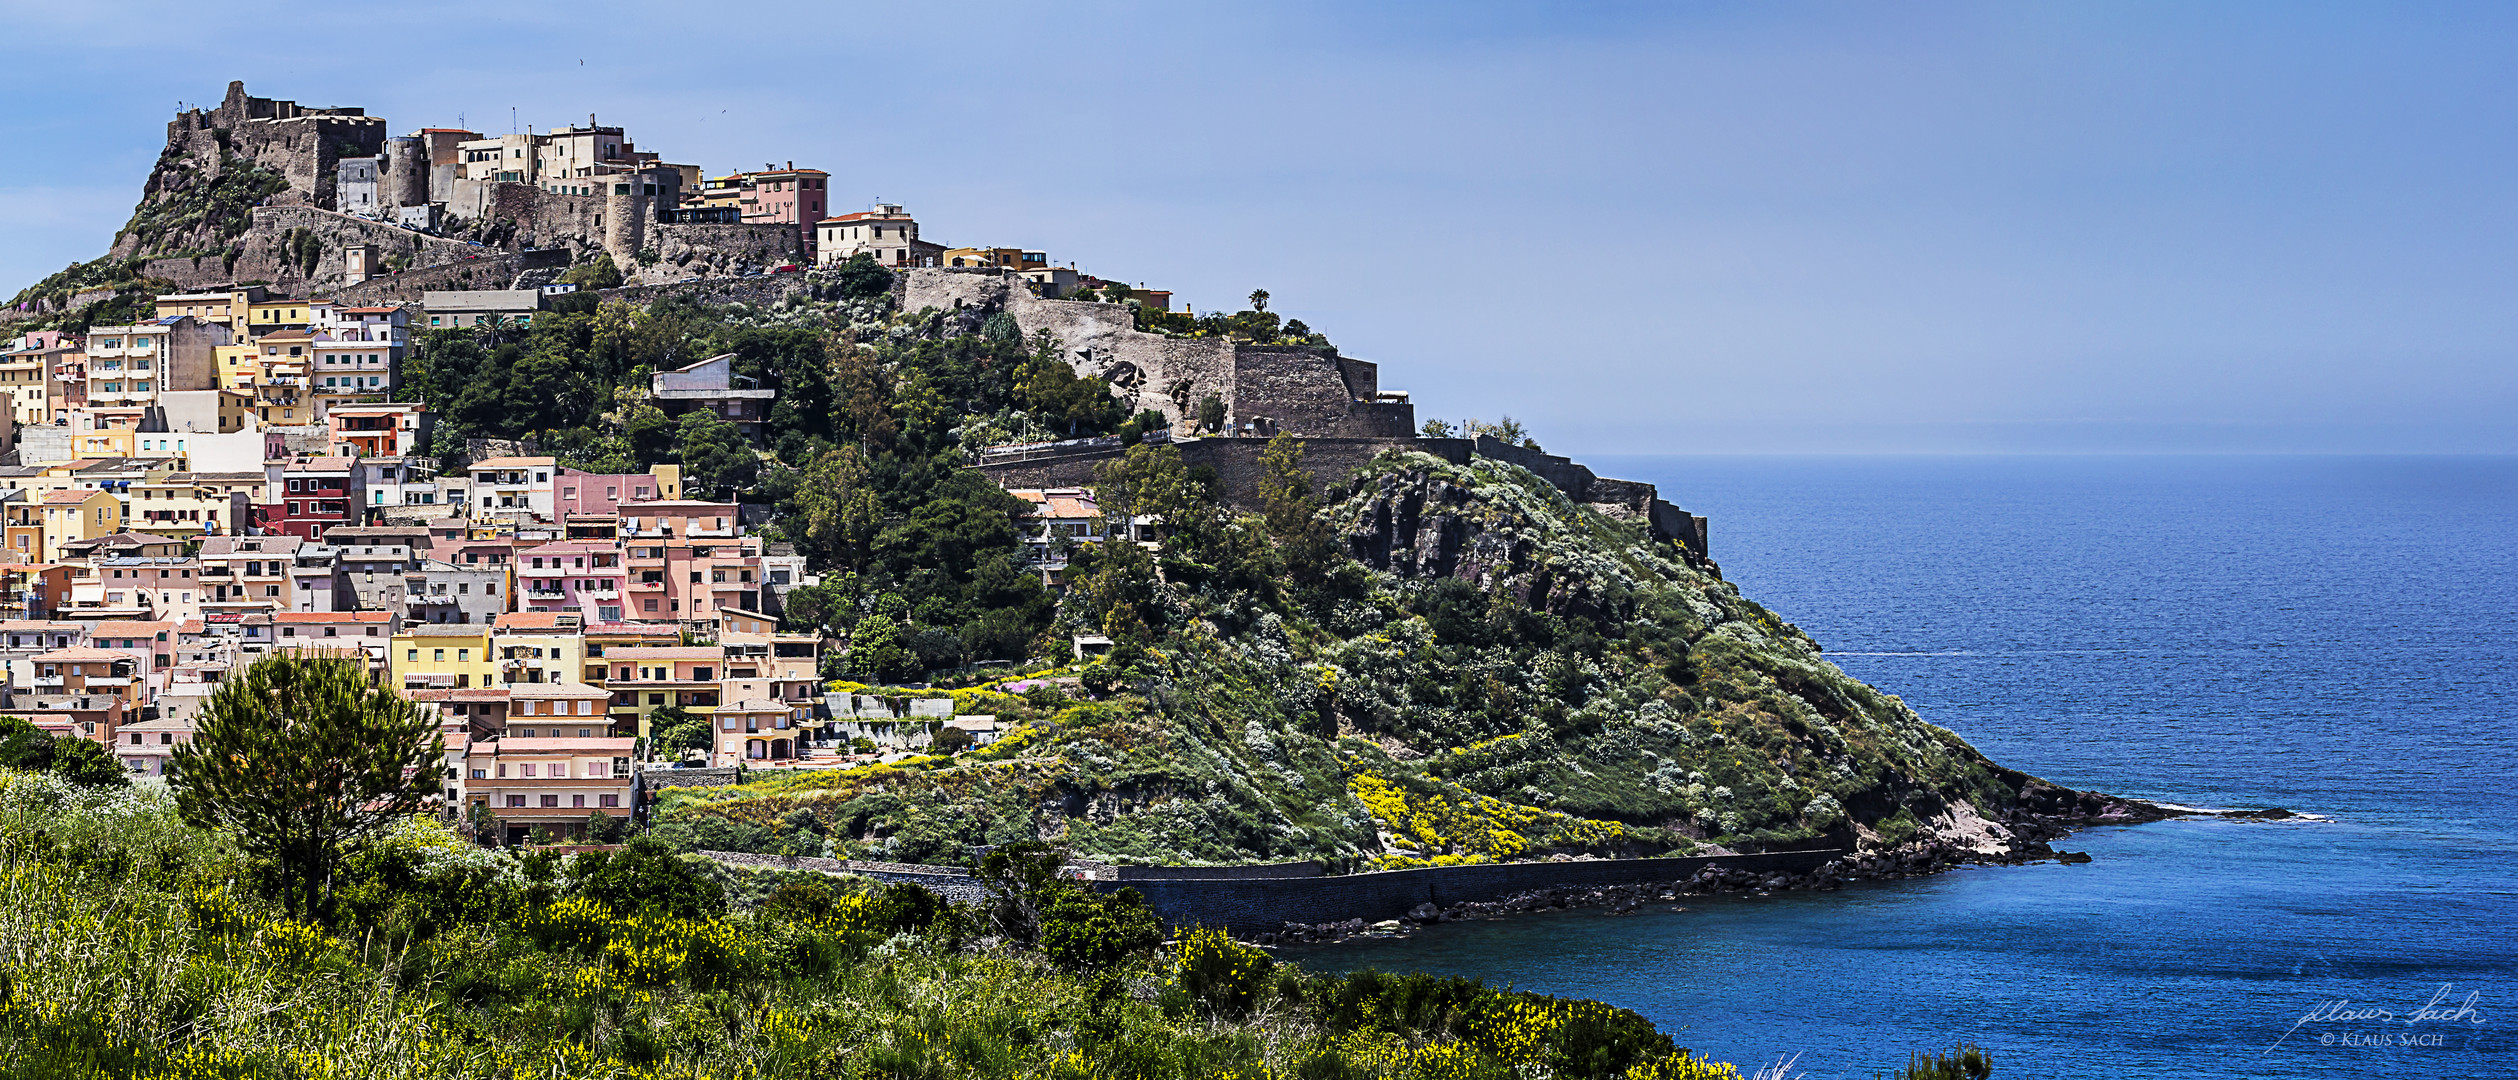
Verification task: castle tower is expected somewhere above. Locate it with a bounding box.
[603,175,649,278]
[383,135,427,209]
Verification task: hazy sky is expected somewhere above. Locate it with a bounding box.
[4,2,2513,454]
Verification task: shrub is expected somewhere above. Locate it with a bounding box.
[1892,1044,1991,1080]
[567,834,726,919]
[1171,926,1274,1019]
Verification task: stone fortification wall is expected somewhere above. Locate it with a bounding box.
[1105,850,1839,934]
[114,82,386,261]
[1471,436,1710,561]
[482,185,607,261]
[647,223,803,279]
[134,205,483,294]
[904,268,1408,438]
[332,253,523,305]
[972,436,1468,512]
[975,435,1709,561]
[601,271,811,311]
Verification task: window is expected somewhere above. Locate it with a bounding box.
[432,649,445,661]
[571,794,586,808]
[539,795,560,808]
[507,795,525,807]
[599,794,619,808]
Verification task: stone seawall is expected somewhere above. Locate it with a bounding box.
[1103,851,1839,934]
[695,847,1833,931]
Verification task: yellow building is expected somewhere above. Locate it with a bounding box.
[128,472,253,541]
[214,344,263,390]
[253,358,308,424]
[36,489,119,564]
[492,611,587,688]
[391,624,496,691]
[246,300,317,335]
[73,428,136,460]
[0,348,48,427]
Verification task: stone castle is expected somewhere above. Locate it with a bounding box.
[99,82,799,303]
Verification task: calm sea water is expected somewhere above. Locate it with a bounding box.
[1287,456,2518,1079]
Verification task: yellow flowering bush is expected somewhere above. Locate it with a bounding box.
[1169,926,1274,1019]
[1351,771,1627,869]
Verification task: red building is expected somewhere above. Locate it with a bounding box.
[254,457,365,540]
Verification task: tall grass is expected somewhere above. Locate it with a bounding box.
[0,770,1754,1079]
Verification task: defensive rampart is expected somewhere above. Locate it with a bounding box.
[972,435,1710,561]
[905,268,1410,438]
[973,436,1470,510]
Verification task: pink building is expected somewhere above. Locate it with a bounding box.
[554,465,682,516]
[518,539,626,620]
[619,501,763,629]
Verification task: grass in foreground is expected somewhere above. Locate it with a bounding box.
[0,770,1746,1079]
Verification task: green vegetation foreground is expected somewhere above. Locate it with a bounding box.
[0,756,1746,1078]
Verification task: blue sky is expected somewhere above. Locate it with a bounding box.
[4,1,2514,453]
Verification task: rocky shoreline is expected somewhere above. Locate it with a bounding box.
[1260,786,2288,947]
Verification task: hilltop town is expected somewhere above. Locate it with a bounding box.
[0,84,1759,854]
[0,77,2146,1079]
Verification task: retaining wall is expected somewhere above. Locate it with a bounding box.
[1109,861,1322,881]
[1105,850,1839,934]
[699,850,987,903]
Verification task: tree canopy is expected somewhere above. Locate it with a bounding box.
[170,653,443,922]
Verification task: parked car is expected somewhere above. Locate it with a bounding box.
[770,264,802,274]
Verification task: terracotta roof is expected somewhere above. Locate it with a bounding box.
[398,624,490,638]
[473,736,637,754]
[509,683,612,698]
[89,621,172,637]
[604,646,722,660]
[406,688,511,703]
[493,611,577,630]
[273,611,393,624]
[40,489,102,504]
[470,457,556,469]
[33,646,127,661]
[583,621,679,635]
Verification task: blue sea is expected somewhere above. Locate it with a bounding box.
[1286,456,2518,1079]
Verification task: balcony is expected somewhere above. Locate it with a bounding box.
[525,588,567,601]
